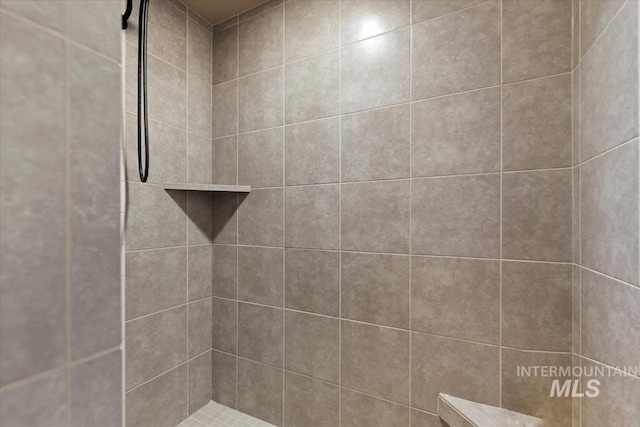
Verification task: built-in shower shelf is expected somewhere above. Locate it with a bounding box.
[164,183,251,193]
[438,394,544,427]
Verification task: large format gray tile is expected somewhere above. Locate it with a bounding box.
[285,49,340,124]
[341,28,410,113]
[212,244,237,299]
[572,66,580,166]
[239,67,284,132]
[411,333,499,413]
[240,0,284,21]
[212,80,238,138]
[238,302,283,367]
[211,297,238,354]
[411,175,500,258]
[126,183,187,250]
[581,269,640,369]
[341,388,410,427]
[341,0,410,44]
[0,15,66,386]
[187,191,214,245]
[285,0,340,63]
[502,0,571,83]
[341,252,409,329]
[238,188,284,247]
[285,185,340,250]
[212,136,238,185]
[212,350,237,408]
[284,372,339,427]
[285,117,340,185]
[412,0,488,24]
[502,170,572,262]
[342,104,410,182]
[126,365,188,427]
[211,193,238,244]
[146,53,187,129]
[410,409,446,427]
[188,17,212,84]
[238,127,284,188]
[502,261,573,351]
[581,141,639,285]
[126,247,187,319]
[188,298,212,358]
[70,350,122,427]
[188,351,212,415]
[237,358,283,426]
[341,180,410,253]
[285,310,339,383]
[411,87,500,177]
[411,256,500,345]
[239,5,283,76]
[284,249,340,316]
[0,370,66,427]
[502,74,572,171]
[341,321,409,404]
[579,1,638,161]
[188,75,212,138]
[125,306,187,390]
[1,0,66,31]
[188,133,212,183]
[189,245,212,301]
[148,0,186,70]
[238,246,284,306]
[412,1,500,99]
[580,0,625,58]
[212,25,238,85]
[67,0,121,60]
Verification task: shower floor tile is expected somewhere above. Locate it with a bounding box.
[176,401,276,427]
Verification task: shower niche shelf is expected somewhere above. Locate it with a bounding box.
[164,183,251,193]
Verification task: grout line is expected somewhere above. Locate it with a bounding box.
[125,296,210,324]
[408,0,413,423]
[63,6,72,424]
[185,11,191,416]
[281,5,286,424]
[338,1,343,424]
[498,0,504,409]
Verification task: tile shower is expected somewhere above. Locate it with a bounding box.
[0,1,638,427]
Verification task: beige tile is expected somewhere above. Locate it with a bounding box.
[239,67,284,132]
[581,269,640,369]
[285,185,340,250]
[148,0,186,70]
[212,136,238,185]
[411,256,500,345]
[237,358,283,425]
[341,252,410,329]
[341,180,410,253]
[502,74,572,171]
[212,25,238,85]
[573,166,580,265]
[212,350,237,408]
[213,16,239,33]
[572,265,581,354]
[501,349,572,426]
[285,0,340,63]
[580,0,625,58]
[342,104,410,182]
[284,249,340,316]
[238,188,284,247]
[239,5,283,76]
[341,28,410,113]
[285,50,340,124]
[187,133,212,183]
[411,175,500,258]
[341,321,409,404]
[211,193,239,244]
[284,372,339,427]
[411,0,488,24]
[125,366,187,427]
[188,245,212,301]
[238,303,283,367]
[240,0,284,21]
[572,66,580,166]
[284,311,339,383]
[412,1,500,99]
[411,333,499,412]
[238,127,284,187]
[502,170,572,262]
[579,1,638,161]
[0,370,66,427]
[188,351,211,415]
[188,75,212,138]
[212,80,238,138]
[211,297,237,354]
[581,141,639,285]
[411,87,500,177]
[285,118,340,185]
[126,247,187,319]
[125,306,187,390]
[502,0,571,83]
[341,388,410,427]
[238,246,283,306]
[188,298,212,358]
[341,0,410,44]
[212,245,237,299]
[188,17,212,84]
[502,261,572,351]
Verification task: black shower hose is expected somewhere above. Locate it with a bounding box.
[137,0,149,182]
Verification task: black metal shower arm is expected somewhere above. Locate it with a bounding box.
[122,0,133,30]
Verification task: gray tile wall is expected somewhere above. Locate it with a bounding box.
[210,0,582,426]
[123,0,214,426]
[0,1,122,426]
[571,1,640,426]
